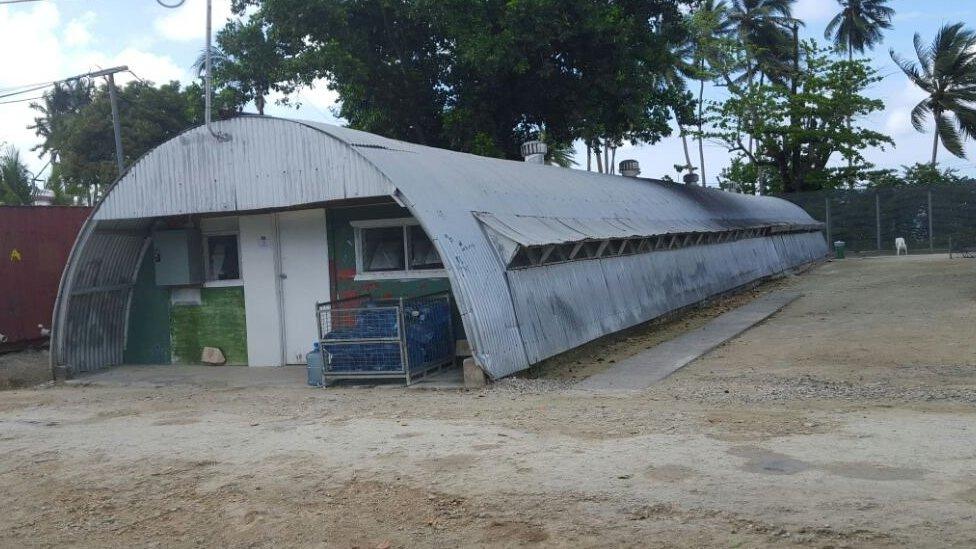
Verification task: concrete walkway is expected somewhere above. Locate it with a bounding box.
[576,291,801,392]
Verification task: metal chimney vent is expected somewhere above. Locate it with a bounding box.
[521,141,548,164]
[619,159,641,177]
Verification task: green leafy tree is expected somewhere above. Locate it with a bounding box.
[866,163,972,188]
[825,0,894,60]
[29,79,95,163]
[230,0,692,165]
[890,23,976,165]
[43,164,78,205]
[31,81,203,204]
[0,147,37,205]
[825,0,893,187]
[703,41,893,192]
[194,16,286,115]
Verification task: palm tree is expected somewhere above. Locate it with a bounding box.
[688,0,735,186]
[891,23,976,165]
[29,79,95,161]
[728,0,798,82]
[825,0,895,60]
[662,26,702,180]
[726,0,798,193]
[826,1,893,187]
[191,45,230,79]
[0,147,37,205]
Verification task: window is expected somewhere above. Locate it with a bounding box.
[354,218,445,279]
[408,225,443,270]
[362,226,406,272]
[204,233,241,283]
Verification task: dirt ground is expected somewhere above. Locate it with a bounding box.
[1,255,975,548]
[0,348,51,390]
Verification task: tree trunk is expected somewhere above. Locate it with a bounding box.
[846,43,854,186]
[586,142,592,172]
[680,128,694,173]
[697,77,707,186]
[932,126,940,165]
[256,95,265,115]
[594,142,603,174]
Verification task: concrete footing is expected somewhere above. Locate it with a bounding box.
[462,358,487,389]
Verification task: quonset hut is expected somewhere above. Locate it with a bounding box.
[51,116,827,380]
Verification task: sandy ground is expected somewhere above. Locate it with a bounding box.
[1,255,975,548]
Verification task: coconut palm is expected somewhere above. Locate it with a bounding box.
[825,0,895,60]
[728,0,798,82]
[663,37,700,180]
[891,23,976,164]
[191,45,230,80]
[687,0,735,185]
[0,147,37,205]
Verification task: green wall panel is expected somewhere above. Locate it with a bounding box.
[327,203,464,339]
[170,287,248,365]
[124,248,172,364]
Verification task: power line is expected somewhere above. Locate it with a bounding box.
[0,83,53,100]
[126,69,148,84]
[0,80,57,93]
[0,95,43,105]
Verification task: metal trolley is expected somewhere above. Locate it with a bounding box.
[315,292,455,386]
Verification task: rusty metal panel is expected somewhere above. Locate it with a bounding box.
[0,206,91,347]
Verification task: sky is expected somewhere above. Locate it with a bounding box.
[1,0,975,184]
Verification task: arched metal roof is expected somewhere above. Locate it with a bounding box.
[54,116,826,378]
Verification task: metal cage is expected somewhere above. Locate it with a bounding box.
[315,292,455,385]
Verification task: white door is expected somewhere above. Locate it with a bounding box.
[277,209,331,364]
[240,214,284,367]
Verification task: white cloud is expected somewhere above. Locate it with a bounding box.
[64,11,96,48]
[116,48,189,84]
[0,3,188,176]
[882,79,930,137]
[263,78,342,123]
[793,0,835,24]
[0,4,64,86]
[153,0,233,43]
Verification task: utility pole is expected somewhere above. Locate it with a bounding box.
[60,66,130,177]
[106,73,125,176]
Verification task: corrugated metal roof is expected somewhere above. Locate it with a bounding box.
[54,116,826,378]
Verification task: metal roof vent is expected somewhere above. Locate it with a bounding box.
[521,140,548,164]
[619,159,641,177]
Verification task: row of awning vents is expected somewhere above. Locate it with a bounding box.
[508,226,784,269]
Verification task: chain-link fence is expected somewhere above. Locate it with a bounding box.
[774,184,976,253]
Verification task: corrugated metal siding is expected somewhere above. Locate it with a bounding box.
[95,118,394,221]
[54,116,828,379]
[507,234,826,364]
[0,206,90,346]
[58,225,148,373]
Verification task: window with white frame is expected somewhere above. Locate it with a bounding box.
[353,218,445,278]
[203,233,241,283]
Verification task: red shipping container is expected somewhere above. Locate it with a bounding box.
[0,206,91,348]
